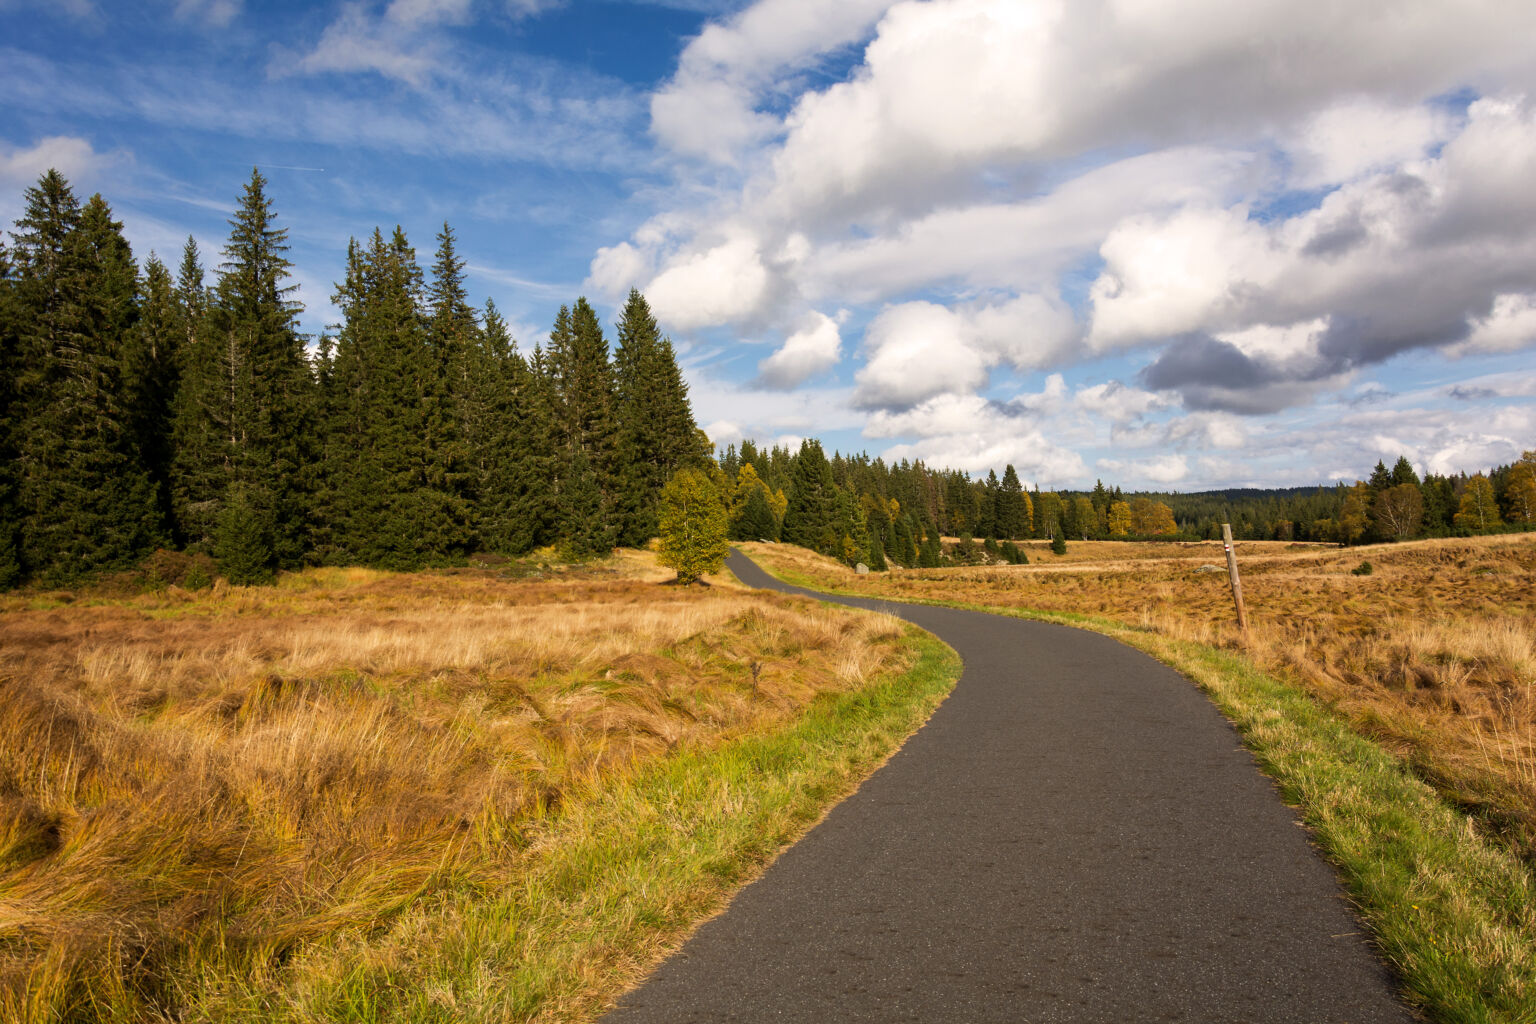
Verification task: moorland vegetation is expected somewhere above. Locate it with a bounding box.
[0,554,955,1020]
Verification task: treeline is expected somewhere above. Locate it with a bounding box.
[1189,454,1536,544]
[714,440,1178,569]
[714,443,1536,570]
[0,168,707,587]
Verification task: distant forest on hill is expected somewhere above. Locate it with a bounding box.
[2,169,1532,587]
[708,442,1536,569]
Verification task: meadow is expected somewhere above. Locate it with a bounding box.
[0,552,957,1022]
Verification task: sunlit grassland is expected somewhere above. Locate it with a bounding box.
[0,553,960,1022]
[742,536,1536,1022]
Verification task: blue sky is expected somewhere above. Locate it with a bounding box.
[4,0,1535,491]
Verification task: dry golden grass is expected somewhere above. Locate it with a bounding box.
[745,534,1536,859]
[0,553,913,1019]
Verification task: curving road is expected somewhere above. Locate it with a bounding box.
[602,549,1416,1023]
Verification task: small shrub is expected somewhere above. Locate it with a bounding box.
[216,493,275,586]
[1351,561,1374,576]
[139,549,218,591]
[183,561,213,590]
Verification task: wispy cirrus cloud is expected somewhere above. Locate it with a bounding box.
[173,0,240,28]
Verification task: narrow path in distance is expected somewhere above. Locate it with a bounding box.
[602,550,1417,1023]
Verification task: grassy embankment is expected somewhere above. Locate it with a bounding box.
[0,551,959,1022]
[742,536,1536,1023]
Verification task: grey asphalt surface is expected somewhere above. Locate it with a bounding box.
[601,549,1417,1023]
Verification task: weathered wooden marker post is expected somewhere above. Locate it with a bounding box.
[1221,523,1249,635]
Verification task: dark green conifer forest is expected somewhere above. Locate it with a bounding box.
[0,169,707,586]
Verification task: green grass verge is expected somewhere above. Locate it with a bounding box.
[747,553,1536,1024]
[187,629,960,1023]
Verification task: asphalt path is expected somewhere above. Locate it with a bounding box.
[602,549,1417,1023]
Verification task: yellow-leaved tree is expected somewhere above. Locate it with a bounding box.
[1505,451,1536,525]
[1107,500,1132,536]
[1454,474,1498,533]
[1129,497,1178,536]
[658,467,730,584]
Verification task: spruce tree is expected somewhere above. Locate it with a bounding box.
[10,175,161,582]
[978,469,999,538]
[782,439,837,553]
[472,302,558,554]
[730,463,779,540]
[867,531,888,571]
[734,483,778,542]
[892,515,918,567]
[426,222,477,524]
[167,237,210,542]
[918,526,942,567]
[561,448,614,559]
[1367,460,1393,492]
[175,169,312,564]
[833,486,868,565]
[995,464,1027,539]
[611,289,706,546]
[550,298,620,548]
[325,228,470,568]
[1420,475,1457,533]
[216,485,275,584]
[131,253,182,535]
[554,298,617,460]
[307,239,363,563]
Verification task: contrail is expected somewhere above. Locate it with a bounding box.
[260,164,327,172]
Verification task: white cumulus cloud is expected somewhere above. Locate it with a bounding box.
[646,234,774,331]
[755,310,844,389]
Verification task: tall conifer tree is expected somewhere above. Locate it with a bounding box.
[325,228,471,568]
[131,254,182,534]
[10,176,160,581]
[174,170,313,571]
[995,464,1028,539]
[555,297,618,468]
[550,297,619,548]
[782,439,838,553]
[426,223,476,518]
[611,289,705,545]
[469,301,558,553]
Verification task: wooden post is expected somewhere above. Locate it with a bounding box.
[1221,523,1249,635]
